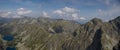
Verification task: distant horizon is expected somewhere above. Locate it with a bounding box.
[1,15,120,24]
[0,0,120,22]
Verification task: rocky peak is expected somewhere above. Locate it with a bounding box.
[113,16,120,21]
[109,16,120,22]
[109,16,120,30]
[90,18,103,25]
[84,18,103,30]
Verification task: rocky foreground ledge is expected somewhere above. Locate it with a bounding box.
[0,16,120,50]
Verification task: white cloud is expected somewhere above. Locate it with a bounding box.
[98,9,105,16]
[42,11,50,17]
[72,13,79,20]
[0,8,32,18]
[53,10,64,16]
[72,13,86,20]
[0,11,21,18]
[97,6,120,21]
[17,8,32,15]
[98,7,120,16]
[53,7,82,20]
[0,11,12,17]
[79,17,86,20]
[62,7,79,12]
[53,7,80,15]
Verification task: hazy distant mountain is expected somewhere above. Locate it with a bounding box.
[0,17,14,23]
[0,16,120,50]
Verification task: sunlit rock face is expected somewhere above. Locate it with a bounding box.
[0,16,120,50]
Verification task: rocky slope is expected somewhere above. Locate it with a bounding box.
[0,16,120,50]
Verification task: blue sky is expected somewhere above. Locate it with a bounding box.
[0,0,120,21]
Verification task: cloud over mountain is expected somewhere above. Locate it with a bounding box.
[42,11,50,18]
[0,11,12,18]
[17,8,32,15]
[53,7,86,20]
[0,8,32,18]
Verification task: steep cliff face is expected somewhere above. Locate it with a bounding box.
[0,16,120,50]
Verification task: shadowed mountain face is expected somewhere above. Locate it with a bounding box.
[0,17,13,23]
[87,29,102,50]
[0,16,120,50]
[113,40,120,50]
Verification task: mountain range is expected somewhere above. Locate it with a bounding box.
[0,16,120,50]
